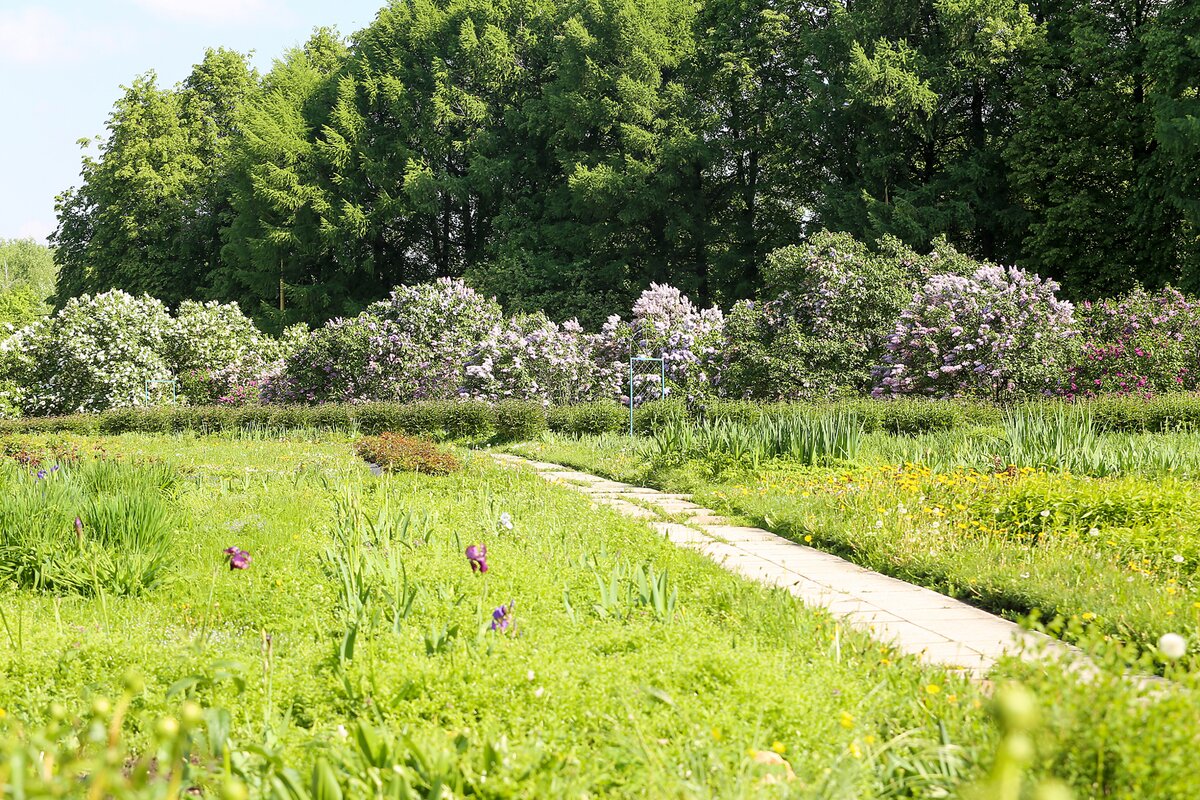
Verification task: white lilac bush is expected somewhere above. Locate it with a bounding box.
[594,284,724,404]
[463,313,606,405]
[872,265,1077,400]
[166,300,301,404]
[0,290,174,415]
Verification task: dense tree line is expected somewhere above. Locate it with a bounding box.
[50,0,1200,329]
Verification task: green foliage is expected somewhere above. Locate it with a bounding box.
[54,51,259,306]
[0,460,178,595]
[547,402,627,436]
[632,398,690,435]
[493,400,548,443]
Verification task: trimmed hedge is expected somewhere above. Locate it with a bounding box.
[5,395,1200,441]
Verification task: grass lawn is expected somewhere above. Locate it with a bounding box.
[0,431,1197,797]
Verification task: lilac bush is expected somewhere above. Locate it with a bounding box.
[270,279,502,403]
[0,290,174,415]
[873,265,1076,400]
[463,313,606,405]
[1066,288,1200,399]
[594,284,723,405]
[717,233,977,400]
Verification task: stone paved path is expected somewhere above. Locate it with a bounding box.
[491,452,1077,679]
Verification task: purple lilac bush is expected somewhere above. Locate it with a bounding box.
[873,265,1076,400]
[463,313,607,405]
[594,284,723,405]
[1066,288,1200,399]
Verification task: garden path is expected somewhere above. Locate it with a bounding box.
[490,452,1079,680]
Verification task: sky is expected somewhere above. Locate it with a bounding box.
[0,0,386,244]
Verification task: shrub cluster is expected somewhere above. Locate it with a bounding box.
[354,433,462,475]
[13,395,1200,442]
[9,246,1200,418]
[0,290,295,416]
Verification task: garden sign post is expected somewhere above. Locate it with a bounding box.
[628,355,666,435]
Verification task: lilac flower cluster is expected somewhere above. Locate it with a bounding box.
[593,284,724,405]
[872,266,1076,400]
[1066,288,1200,399]
[463,313,607,405]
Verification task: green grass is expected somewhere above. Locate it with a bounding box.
[2,432,1199,797]
[506,427,1200,666]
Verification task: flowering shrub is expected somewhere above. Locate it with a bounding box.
[594,284,723,405]
[464,313,605,405]
[0,290,174,415]
[267,318,373,403]
[1067,288,1200,399]
[718,233,980,400]
[873,266,1076,400]
[273,279,502,404]
[362,279,503,402]
[717,299,867,400]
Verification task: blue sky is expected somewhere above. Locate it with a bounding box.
[0,0,386,243]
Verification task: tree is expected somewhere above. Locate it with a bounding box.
[810,0,1037,263]
[52,50,257,306]
[1006,0,1180,297]
[216,28,349,329]
[471,0,699,325]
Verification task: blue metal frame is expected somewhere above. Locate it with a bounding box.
[628,356,666,435]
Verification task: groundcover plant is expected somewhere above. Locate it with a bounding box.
[0,432,1001,797]
[1,430,1196,797]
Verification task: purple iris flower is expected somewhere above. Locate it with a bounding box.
[74,516,85,543]
[36,469,47,479]
[491,601,513,632]
[466,544,488,574]
[224,546,252,570]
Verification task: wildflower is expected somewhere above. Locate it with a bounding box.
[74,516,85,543]
[771,741,786,754]
[36,469,47,479]
[491,601,513,632]
[466,544,488,573]
[498,512,513,530]
[1158,633,1187,661]
[924,684,940,695]
[224,546,251,570]
[1039,509,1051,518]
[1173,554,1185,564]
[839,712,854,729]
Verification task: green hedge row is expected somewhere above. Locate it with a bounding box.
[4,394,1200,441]
[0,400,626,442]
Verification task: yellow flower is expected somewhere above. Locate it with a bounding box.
[839,712,854,729]
[771,740,787,754]
[711,727,722,741]
[1081,612,1096,621]
[804,535,813,543]
[946,694,958,705]
[924,684,941,695]
[848,740,862,759]
[864,734,876,745]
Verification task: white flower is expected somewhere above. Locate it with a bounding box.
[534,686,545,698]
[336,725,348,739]
[526,670,535,682]
[1172,554,1185,564]
[499,512,513,530]
[1158,633,1187,661]
[1039,510,1051,518]
[1088,527,1100,537]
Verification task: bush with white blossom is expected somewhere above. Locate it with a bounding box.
[463,313,606,405]
[0,290,174,415]
[872,265,1077,400]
